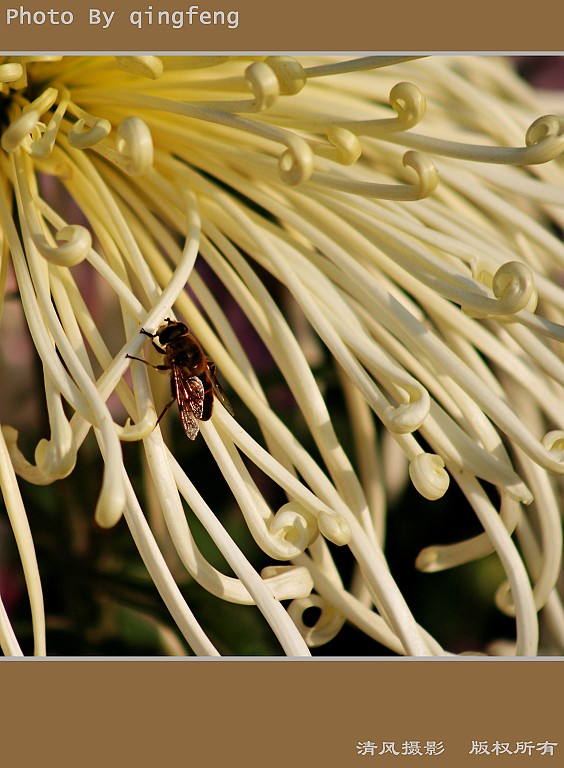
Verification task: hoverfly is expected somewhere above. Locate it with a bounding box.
[126,318,234,440]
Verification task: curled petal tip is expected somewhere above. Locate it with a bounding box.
[113,117,154,176]
[287,595,345,647]
[34,224,91,267]
[409,453,449,500]
[326,126,362,165]
[402,150,439,199]
[261,565,314,600]
[68,114,111,149]
[491,261,537,315]
[318,510,351,546]
[265,56,307,95]
[525,114,564,147]
[382,387,430,434]
[245,61,280,112]
[519,114,564,164]
[389,81,426,128]
[1,110,40,153]
[541,431,564,464]
[115,56,164,80]
[116,409,158,441]
[0,62,23,84]
[34,436,77,480]
[268,502,314,557]
[278,139,314,186]
[494,581,516,617]
[415,547,441,573]
[3,425,76,484]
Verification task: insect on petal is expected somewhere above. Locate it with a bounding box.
[173,369,206,440]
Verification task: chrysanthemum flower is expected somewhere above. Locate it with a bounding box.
[1,55,563,657]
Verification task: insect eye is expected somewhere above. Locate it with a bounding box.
[158,322,186,343]
[159,328,175,343]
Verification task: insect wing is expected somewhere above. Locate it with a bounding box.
[180,406,200,441]
[211,378,235,416]
[206,358,235,416]
[173,367,205,440]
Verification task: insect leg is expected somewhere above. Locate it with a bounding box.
[139,328,167,355]
[125,354,169,371]
[155,398,177,426]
